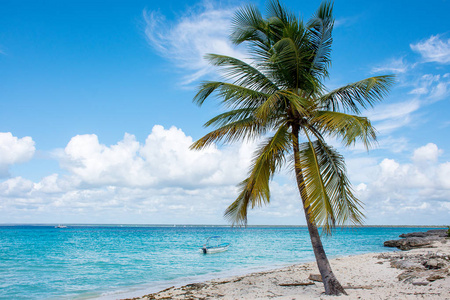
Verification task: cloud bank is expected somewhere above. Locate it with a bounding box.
[1,125,449,225]
[0,126,268,224]
[58,125,254,188]
[350,143,450,225]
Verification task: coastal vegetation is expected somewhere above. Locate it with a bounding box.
[191,0,393,295]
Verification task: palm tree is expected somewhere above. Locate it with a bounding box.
[191,1,394,295]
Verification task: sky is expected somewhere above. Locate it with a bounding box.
[1,0,449,225]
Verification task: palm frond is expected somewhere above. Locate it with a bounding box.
[190,117,266,150]
[296,133,364,233]
[311,111,377,149]
[205,54,279,94]
[312,138,364,227]
[270,37,309,87]
[224,125,292,225]
[307,1,334,79]
[204,108,255,128]
[319,75,395,114]
[267,0,297,25]
[297,134,334,230]
[230,4,267,45]
[255,91,285,120]
[282,90,313,116]
[194,81,269,110]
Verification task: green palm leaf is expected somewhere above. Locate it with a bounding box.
[224,125,291,225]
[194,81,269,110]
[320,75,395,114]
[307,1,334,79]
[204,54,278,94]
[296,136,364,233]
[190,117,266,150]
[311,111,377,149]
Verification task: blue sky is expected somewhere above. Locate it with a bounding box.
[1,0,449,225]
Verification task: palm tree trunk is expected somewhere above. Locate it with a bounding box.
[292,125,347,296]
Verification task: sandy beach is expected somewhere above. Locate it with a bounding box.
[127,238,450,300]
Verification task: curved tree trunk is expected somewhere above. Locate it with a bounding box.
[292,125,347,296]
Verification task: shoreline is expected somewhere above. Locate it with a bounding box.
[1,223,447,228]
[97,248,399,299]
[125,239,450,300]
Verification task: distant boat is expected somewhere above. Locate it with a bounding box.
[55,224,67,228]
[200,236,230,254]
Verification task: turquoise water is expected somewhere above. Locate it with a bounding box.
[0,225,441,300]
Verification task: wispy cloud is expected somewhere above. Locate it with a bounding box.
[366,99,420,134]
[410,34,450,64]
[408,73,450,103]
[144,3,246,85]
[334,15,361,28]
[368,35,450,137]
[371,57,410,74]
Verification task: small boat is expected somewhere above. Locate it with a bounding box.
[55,224,67,228]
[200,236,230,254]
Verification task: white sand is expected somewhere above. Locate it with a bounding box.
[128,239,450,300]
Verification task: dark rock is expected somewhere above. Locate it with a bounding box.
[397,270,417,281]
[423,258,446,269]
[427,274,445,282]
[399,229,447,238]
[399,232,428,238]
[384,237,432,250]
[390,260,425,270]
[384,231,446,251]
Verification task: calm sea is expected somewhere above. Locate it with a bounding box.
[0,225,441,300]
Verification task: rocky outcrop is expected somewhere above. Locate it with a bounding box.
[384,229,448,251]
[376,250,450,285]
[399,229,448,238]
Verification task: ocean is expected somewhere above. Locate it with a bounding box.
[0,225,441,300]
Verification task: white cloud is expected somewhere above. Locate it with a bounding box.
[371,57,410,74]
[1,129,449,225]
[334,15,361,28]
[409,73,450,102]
[366,99,420,134]
[349,143,450,225]
[437,162,450,189]
[377,136,410,153]
[0,126,262,224]
[0,176,34,197]
[58,125,254,188]
[0,126,309,225]
[0,132,35,177]
[412,143,442,163]
[410,35,450,64]
[144,3,246,85]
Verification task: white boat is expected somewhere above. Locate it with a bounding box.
[200,236,230,254]
[55,224,67,228]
